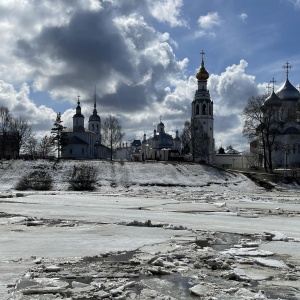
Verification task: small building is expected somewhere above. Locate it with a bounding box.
[214,147,249,169]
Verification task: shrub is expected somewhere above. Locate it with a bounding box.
[15,170,53,191]
[68,164,98,191]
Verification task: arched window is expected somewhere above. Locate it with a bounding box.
[196,104,199,115]
[202,103,207,115]
[92,124,94,130]
[96,124,99,131]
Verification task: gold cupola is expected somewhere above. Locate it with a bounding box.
[196,50,209,81]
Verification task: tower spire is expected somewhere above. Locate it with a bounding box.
[93,87,98,114]
[94,86,97,109]
[282,61,292,79]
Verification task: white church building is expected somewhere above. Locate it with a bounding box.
[62,95,110,159]
[140,119,182,161]
[259,62,300,168]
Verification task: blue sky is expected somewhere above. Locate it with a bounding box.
[0,0,300,151]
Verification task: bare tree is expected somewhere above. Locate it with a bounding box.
[10,116,32,157]
[24,136,38,159]
[180,120,192,156]
[242,95,281,173]
[37,135,55,158]
[0,106,12,158]
[102,115,125,161]
[181,119,209,162]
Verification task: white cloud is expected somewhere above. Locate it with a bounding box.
[147,0,187,27]
[208,60,258,115]
[0,80,56,137]
[0,0,194,143]
[239,13,248,23]
[194,30,216,39]
[198,12,221,29]
[288,0,300,9]
[207,60,260,151]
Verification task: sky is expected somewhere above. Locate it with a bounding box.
[1,0,300,151]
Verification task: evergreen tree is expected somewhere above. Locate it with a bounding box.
[51,112,68,159]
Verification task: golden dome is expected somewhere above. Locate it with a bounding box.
[196,60,209,81]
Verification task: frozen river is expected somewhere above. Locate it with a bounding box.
[0,160,300,299]
[1,185,300,299]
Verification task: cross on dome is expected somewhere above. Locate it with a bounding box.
[282,61,292,79]
[266,83,271,94]
[200,50,205,62]
[270,78,277,92]
[77,94,81,105]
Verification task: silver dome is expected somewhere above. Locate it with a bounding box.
[275,79,300,101]
[264,91,282,107]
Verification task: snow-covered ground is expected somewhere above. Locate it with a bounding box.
[0,160,300,299]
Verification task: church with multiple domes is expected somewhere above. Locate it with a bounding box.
[61,94,110,159]
[139,119,182,161]
[260,62,300,167]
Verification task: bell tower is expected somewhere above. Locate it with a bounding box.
[88,88,101,143]
[73,95,85,132]
[191,50,214,163]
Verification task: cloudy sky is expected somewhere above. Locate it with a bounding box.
[1,0,300,151]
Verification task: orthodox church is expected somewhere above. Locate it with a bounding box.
[191,51,215,163]
[140,119,182,160]
[61,95,110,159]
[260,62,300,167]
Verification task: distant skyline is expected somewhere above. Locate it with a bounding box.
[1,0,300,151]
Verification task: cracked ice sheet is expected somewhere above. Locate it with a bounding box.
[0,223,189,299]
[0,223,188,261]
[2,194,300,238]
